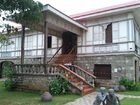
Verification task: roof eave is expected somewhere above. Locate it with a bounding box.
[42,4,87,30]
[72,1,140,20]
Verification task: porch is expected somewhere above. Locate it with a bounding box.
[9,5,96,95]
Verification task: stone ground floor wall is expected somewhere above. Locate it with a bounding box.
[0,54,140,88]
[74,53,140,86]
[14,75,81,93]
[14,75,58,91]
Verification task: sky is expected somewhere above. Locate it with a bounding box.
[0,0,137,32]
[34,0,137,15]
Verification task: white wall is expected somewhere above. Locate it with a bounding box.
[0,32,63,58]
[77,13,135,54]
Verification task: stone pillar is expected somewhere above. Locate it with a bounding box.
[21,25,25,65]
[43,21,48,74]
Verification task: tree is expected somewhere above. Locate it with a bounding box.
[0,0,43,49]
[0,0,19,47]
[10,0,43,64]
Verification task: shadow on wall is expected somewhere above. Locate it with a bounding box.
[0,61,14,78]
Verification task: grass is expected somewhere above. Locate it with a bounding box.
[118,91,140,96]
[118,90,140,105]
[121,98,140,105]
[0,81,80,105]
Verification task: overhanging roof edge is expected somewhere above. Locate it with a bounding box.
[42,4,87,30]
[71,1,140,20]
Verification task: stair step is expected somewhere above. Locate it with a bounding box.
[70,78,81,83]
[83,85,91,89]
[53,54,76,64]
[82,87,94,95]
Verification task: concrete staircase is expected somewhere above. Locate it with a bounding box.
[58,64,96,95]
[48,46,96,95]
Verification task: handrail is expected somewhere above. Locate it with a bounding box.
[68,45,76,54]
[73,65,96,79]
[13,63,95,94]
[62,45,76,63]
[47,45,63,64]
[59,64,92,86]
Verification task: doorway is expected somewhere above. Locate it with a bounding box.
[62,31,77,54]
[0,61,14,78]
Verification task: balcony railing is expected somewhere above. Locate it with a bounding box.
[0,41,137,58]
[77,41,135,54]
[0,47,60,58]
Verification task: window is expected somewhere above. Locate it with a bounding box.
[25,36,33,50]
[112,21,128,43]
[93,26,104,44]
[1,52,11,57]
[94,64,111,79]
[27,36,33,49]
[32,35,37,49]
[135,27,140,47]
[86,27,93,45]
[38,34,44,48]
[106,23,112,43]
[77,36,82,46]
[52,36,57,48]
[47,36,52,48]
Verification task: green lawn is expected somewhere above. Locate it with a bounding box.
[0,81,80,105]
[119,91,140,96]
[121,98,140,105]
[119,91,140,105]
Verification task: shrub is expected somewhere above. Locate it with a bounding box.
[4,79,16,91]
[49,77,70,95]
[119,77,140,91]
[3,65,15,78]
[2,61,16,91]
[135,82,140,91]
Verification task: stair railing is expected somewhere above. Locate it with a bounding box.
[74,65,96,78]
[47,45,63,64]
[62,45,77,63]
[65,65,96,86]
[58,64,94,89]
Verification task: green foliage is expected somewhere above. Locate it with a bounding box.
[2,62,15,78]
[135,82,140,91]
[0,0,43,46]
[0,80,80,105]
[0,33,14,48]
[11,0,43,27]
[2,61,16,91]
[49,77,70,95]
[119,77,140,91]
[4,79,16,91]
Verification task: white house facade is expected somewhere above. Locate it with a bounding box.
[0,1,140,89]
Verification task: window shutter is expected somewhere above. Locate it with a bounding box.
[106,23,112,43]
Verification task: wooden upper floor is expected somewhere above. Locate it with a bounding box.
[0,2,140,59]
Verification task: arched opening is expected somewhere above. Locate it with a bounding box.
[0,61,14,79]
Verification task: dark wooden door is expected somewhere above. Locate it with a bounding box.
[94,64,111,79]
[62,31,77,54]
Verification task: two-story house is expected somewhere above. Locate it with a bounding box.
[0,1,140,93]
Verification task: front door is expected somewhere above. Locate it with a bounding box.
[62,31,77,54]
